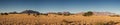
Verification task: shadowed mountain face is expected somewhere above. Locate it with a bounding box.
[20,10,40,14]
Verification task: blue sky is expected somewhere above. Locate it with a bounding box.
[0,0,120,14]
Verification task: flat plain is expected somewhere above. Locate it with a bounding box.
[0,14,120,25]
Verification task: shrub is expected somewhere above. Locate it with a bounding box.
[36,13,40,15]
[57,12,72,16]
[57,12,62,15]
[109,15,120,17]
[95,21,119,25]
[28,13,31,15]
[33,13,40,17]
[83,11,93,17]
[1,13,9,15]
[4,13,8,15]
[104,21,119,25]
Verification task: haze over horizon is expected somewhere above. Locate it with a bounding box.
[0,0,120,14]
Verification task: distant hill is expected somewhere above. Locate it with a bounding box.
[20,10,40,14]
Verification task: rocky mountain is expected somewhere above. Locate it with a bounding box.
[20,10,40,14]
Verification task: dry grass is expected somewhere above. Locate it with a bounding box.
[0,14,120,25]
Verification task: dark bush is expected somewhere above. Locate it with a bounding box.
[1,13,9,15]
[33,13,40,17]
[36,13,40,15]
[57,12,73,16]
[28,13,31,15]
[83,11,93,17]
[4,13,8,15]
[57,12,63,15]
[109,15,120,17]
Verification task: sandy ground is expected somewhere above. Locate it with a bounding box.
[0,14,120,25]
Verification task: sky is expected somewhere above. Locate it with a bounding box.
[0,0,120,14]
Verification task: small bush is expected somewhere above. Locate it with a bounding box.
[96,21,119,25]
[28,13,31,15]
[57,12,62,15]
[36,13,40,15]
[33,13,40,17]
[105,21,119,25]
[64,14,70,16]
[0,13,4,15]
[56,12,71,16]
[4,13,8,15]
[1,13,9,15]
[83,11,93,17]
[109,15,120,17]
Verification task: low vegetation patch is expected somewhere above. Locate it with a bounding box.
[109,15,120,17]
[95,21,120,25]
[83,11,93,17]
[0,13,9,15]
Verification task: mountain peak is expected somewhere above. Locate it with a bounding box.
[20,10,40,14]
